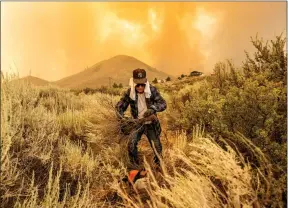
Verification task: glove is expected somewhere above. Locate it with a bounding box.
[143,108,156,118]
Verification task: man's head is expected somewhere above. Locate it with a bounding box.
[133,68,147,93]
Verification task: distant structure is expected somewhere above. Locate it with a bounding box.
[190,71,203,76]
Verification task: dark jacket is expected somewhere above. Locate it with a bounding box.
[115,84,167,137]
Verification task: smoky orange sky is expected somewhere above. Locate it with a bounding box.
[1,2,286,81]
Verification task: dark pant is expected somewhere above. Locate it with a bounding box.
[128,124,162,166]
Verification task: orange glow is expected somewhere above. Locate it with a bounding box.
[1,2,286,81]
[194,8,217,37]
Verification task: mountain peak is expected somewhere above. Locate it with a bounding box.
[109,54,135,59]
[107,54,144,64]
[54,55,173,89]
[15,75,49,86]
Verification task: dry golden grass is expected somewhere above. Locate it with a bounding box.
[108,127,259,208]
[1,76,267,208]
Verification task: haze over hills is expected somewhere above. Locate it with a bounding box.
[53,55,174,89]
[13,55,174,89]
[15,75,50,87]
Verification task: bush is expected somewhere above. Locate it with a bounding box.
[166,34,287,207]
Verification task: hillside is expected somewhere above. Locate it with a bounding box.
[15,75,50,86]
[53,55,173,89]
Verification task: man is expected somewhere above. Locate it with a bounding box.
[116,68,167,167]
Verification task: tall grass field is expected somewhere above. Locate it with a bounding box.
[1,34,286,207]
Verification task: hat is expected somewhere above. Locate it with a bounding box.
[133,68,147,84]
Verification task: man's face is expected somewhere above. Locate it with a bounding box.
[135,84,145,93]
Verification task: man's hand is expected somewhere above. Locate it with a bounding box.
[139,114,157,124]
[143,108,155,118]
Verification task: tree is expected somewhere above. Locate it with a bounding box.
[113,83,118,88]
[152,78,158,84]
[181,74,185,78]
[243,33,287,84]
[166,76,171,82]
[83,87,92,94]
[118,83,123,88]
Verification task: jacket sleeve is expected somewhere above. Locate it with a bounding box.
[150,87,167,112]
[115,88,130,118]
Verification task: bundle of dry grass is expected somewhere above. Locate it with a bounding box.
[84,93,147,141]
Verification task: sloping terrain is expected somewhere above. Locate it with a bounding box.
[15,75,50,86]
[53,55,173,89]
